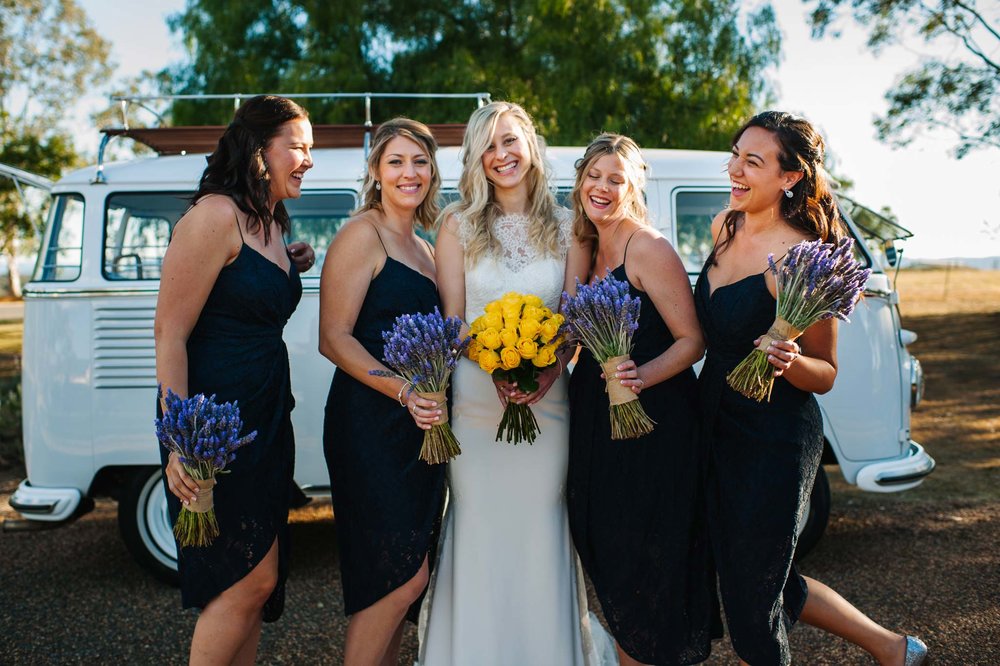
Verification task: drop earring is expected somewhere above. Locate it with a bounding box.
[783,188,793,198]
[375,181,381,191]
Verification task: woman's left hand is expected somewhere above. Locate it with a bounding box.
[757,337,801,377]
[288,241,316,272]
[522,362,563,405]
[599,358,646,395]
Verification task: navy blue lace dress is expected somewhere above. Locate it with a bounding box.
[695,252,824,665]
[568,260,715,665]
[323,244,446,618]
[160,241,302,623]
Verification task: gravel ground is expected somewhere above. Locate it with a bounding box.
[2,486,997,665]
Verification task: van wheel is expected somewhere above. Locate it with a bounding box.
[794,466,831,561]
[118,467,179,585]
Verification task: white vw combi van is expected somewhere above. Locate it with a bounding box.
[7,94,934,582]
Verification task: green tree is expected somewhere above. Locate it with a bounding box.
[164,0,780,149]
[0,0,111,295]
[805,0,999,158]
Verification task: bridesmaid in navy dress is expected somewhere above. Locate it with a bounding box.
[319,118,446,665]
[567,134,714,665]
[155,95,317,665]
[695,111,927,666]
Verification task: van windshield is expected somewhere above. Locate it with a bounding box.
[102,191,357,281]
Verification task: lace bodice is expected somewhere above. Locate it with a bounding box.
[459,210,573,321]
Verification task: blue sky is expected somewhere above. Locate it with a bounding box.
[76,0,999,259]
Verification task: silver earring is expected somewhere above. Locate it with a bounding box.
[375,181,381,191]
[783,188,793,198]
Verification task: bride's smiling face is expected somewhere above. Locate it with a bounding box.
[480,113,532,192]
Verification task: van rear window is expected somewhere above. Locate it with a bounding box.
[33,194,84,282]
[674,190,729,272]
[102,191,357,281]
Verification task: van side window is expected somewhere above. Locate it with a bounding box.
[104,193,186,280]
[284,192,356,272]
[100,191,357,281]
[34,194,84,282]
[674,190,729,272]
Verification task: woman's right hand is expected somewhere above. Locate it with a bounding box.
[165,451,200,505]
[492,377,526,406]
[406,392,445,431]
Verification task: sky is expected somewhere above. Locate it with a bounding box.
[74,0,999,260]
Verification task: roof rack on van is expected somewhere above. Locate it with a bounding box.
[94,92,491,184]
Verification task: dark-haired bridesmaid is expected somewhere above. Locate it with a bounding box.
[695,110,927,666]
[155,94,317,664]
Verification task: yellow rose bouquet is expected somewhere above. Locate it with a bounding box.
[468,292,565,444]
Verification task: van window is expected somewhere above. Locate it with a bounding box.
[33,193,84,281]
[285,192,356,272]
[101,191,357,280]
[674,190,729,272]
[104,193,186,280]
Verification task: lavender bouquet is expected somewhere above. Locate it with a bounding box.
[155,388,257,547]
[370,308,469,464]
[562,273,655,440]
[727,237,871,402]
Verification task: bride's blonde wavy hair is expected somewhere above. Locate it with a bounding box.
[571,133,650,247]
[440,101,561,265]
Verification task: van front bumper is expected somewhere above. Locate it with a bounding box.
[854,441,936,493]
[9,481,83,522]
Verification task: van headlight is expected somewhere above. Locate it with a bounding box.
[910,355,924,409]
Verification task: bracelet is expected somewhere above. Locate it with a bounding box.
[396,380,412,407]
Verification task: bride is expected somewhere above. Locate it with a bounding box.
[414,101,614,665]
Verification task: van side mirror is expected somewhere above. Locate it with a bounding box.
[883,240,898,267]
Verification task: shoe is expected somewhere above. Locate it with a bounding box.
[904,635,928,666]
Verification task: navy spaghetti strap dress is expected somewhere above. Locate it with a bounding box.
[694,250,824,665]
[323,238,446,618]
[568,250,715,664]
[160,238,302,623]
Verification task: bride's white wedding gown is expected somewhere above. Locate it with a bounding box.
[418,212,616,666]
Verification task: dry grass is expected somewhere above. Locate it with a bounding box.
[0,321,22,357]
[828,268,1000,505]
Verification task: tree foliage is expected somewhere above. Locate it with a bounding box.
[0,0,111,294]
[163,0,781,150]
[805,0,999,158]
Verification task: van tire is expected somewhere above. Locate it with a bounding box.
[118,467,179,585]
[795,465,831,561]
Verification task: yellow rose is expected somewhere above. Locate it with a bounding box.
[501,292,524,308]
[522,305,545,322]
[540,306,553,318]
[532,344,556,368]
[516,337,538,359]
[500,347,522,370]
[468,338,484,361]
[478,349,501,373]
[482,311,504,331]
[478,327,502,350]
[519,317,542,340]
[484,301,503,314]
[539,318,562,343]
[523,294,544,308]
[501,304,522,323]
[469,317,485,335]
[500,327,519,348]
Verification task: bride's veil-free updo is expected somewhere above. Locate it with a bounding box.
[440,101,561,265]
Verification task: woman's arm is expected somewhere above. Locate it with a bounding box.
[434,214,468,328]
[318,217,442,429]
[154,197,241,503]
[522,235,592,406]
[614,230,705,393]
[762,318,838,394]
